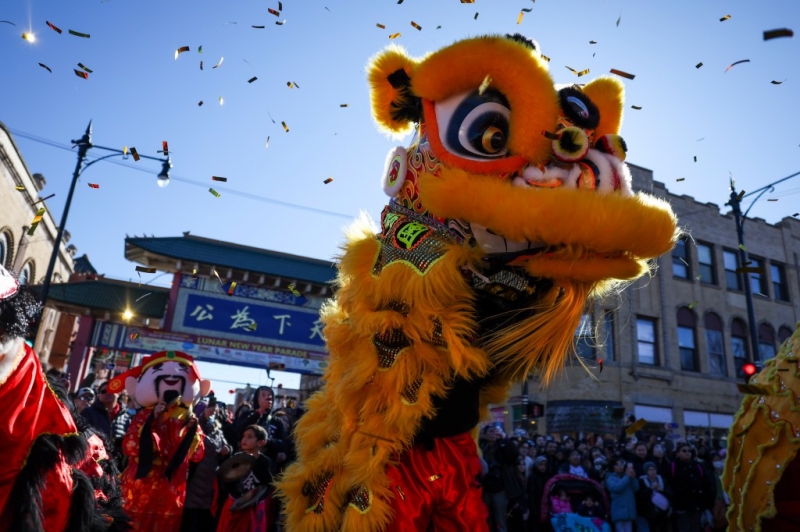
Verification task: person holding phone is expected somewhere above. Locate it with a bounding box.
[606,458,640,532]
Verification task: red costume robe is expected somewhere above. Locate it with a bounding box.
[120,403,204,531]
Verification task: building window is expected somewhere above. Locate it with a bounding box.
[600,311,615,362]
[758,323,776,362]
[749,256,768,297]
[574,313,595,361]
[18,261,34,286]
[696,243,716,285]
[677,307,698,371]
[732,318,750,378]
[672,238,690,279]
[723,249,742,291]
[704,313,726,375]
[637,317,658,365]
[778,326,793,346]
[771,263,789,302]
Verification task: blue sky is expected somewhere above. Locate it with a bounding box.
[3,0,799,396]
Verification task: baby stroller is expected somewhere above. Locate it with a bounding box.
[541,474,612,532]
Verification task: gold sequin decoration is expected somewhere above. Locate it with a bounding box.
[371,225,449,277]
[302,471,334,515]
[427,318,448,348]
[373,328,411,370]
[380,300,411,316]
[400,377,423,405]
[346,485,373,514]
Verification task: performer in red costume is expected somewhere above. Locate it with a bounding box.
[110,350,212,531]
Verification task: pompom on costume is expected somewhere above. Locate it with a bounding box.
[276,34,678,532]
[0,264,126,532]
[723,323,800,531]
[110,350,212,531]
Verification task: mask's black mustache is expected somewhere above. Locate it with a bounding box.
[155,375,186,403]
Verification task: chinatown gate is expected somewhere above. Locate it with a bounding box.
[58,234,337,390]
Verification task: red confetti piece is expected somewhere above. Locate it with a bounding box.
[212,176,228,182]
[324,177,333,184]
[268,8,280,16]
[227,281,237,296]
[73,69,89,79]
[725,59,750,72]
[610,68,635,79]
[410,21,421,31]
[46,21,62,34]
[88,183,99,189]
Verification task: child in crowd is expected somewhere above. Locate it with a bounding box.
[577,494,604,518]
[217,425,273,532]
[551,488,573,514]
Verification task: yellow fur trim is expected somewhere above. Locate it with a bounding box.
[581,76,625,140]
[411,36,559,165]
[367,45,420,136]
[418,169,678,259]
[516,250,649,282]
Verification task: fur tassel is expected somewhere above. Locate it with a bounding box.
[66,468,96,532]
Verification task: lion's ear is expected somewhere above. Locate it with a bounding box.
[582,76,625,139]
[367,45,421,136]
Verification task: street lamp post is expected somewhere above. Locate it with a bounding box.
[726,170,800,368]
[35,120,172,333]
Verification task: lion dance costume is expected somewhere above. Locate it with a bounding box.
[724,323,800,531]
[276,34,678,531]
[109,351,211,531]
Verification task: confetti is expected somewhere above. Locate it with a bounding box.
[68,29,90,38]
[735,267,765,274]
[323,177,334,184]
[616,14,621,27]
[676,177,685,181]
[631,105,642,110]
[73,69,89,79]
[478,74,492,95]
[725,59,750,72]
[540,54,550,62]
[696,62,703,69]
[589,40,597,44]
[213,269,224,284]
[30,193,54,206]
[376,23,386,29]
[389,32,401,39]
[248,322,257,331]
[268,112,276,124]
[219,96,224,105]
[720,14,731,22]
[212,57,224,68]
[175,46,190,59]
[411,21,422,30]
[565,66,590,77]
[212,176,227,182]
[522,8,533,13]
[15,185,25,191]
[268,8,280,16]
[738,243,747,251]
[88,183,99,189]
[610,68,635,79]
[474,12,479,20]
[0,20,16,26]
[279,1,283,9]
[793,213,799,217]
[287,81,294,88]
[252,25,265,29]
[265,136,270,148]
[46,21,62,34]
[340,104,349,107]
[248,76,258,83]
[200,61,203,70]
[693,156,697,162]
[688,301,698,309]
[38,63,52,73]
[198,45,203,53]
[517,12,524,24]
[764,28,793,40]
[129,332,140,340]
[227,282,237,296]
[736,383,772,395]
[77,62,93,73]
[209,188,221,198]
[287,283,301,296]
[771,80,786,85]
[123,146,128,156]
[436,25,442,29]
[276,20,286,25]
[27,208,46,235]
[20,31,33,42]
[130,147,140,161]
[767,198,778,201]
[428,474,442,482]
[282,121,289,132]
[135,266,157,274]
[626,418,647,435]
[460,0,475,3]
[597,359,603,373]
[198,101,204,106]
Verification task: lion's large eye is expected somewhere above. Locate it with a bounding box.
[434,88,511,160]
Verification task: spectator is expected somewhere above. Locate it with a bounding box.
[650,443,671,479]
[559,450,589,478]
[519,440,535,480]
[606,458,639,532]
[550,488,572,515]
[710,453,729,531]
[534,435,546,455]
[235,387,292,465]
[507,456,529,532]
[638,461,671,532]
[481,426,516,532]
[544,440,561,477]
[668,443,716,532]
[526,456,551,528]
[591,456,609,483]
[629,442,650,476]
[74,387,95,413]
[577,494,604,519]
[80,380,130,455]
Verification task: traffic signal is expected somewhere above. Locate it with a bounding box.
[742,362,757,381]
[526,402,545,418]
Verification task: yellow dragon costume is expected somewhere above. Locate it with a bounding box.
[276,34,678,532]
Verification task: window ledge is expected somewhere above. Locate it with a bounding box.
[699,282,720,289]
[632,367,673,383]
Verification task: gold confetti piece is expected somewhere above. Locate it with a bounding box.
[175,45,190,60]
[676,177,685,181]
[389,32,401,39]
[248,76,257,83]
[265,136,270,148]
[323,177,334,184]
[268,8,280,16]
[478,74,492,95]
[158,140,169,155]
[764,28,793,40]
[68,29,90,38]
[688,301,698,309]
[227,281,237,296]
[771,80,786,85]
[198,101,203,106]
[610,68,635,79]
[411,21,422,30]
[136,266,157,273]
[212,56,224,68]
[219,96,224,105]
[287,283,301,296]
[631,105,642,110]
[282,121,289,132]
[88,183,99,189]
[209,188,221,198]
[212,176,227,182]
[626,418,647,435]
[212,269,224,284]
[376,23,385,29]
[74,69,89,79]
[27,208,46,235]
[38,63,52,73]
[517,12,524,24]
[738,243,747,251]
[130,147,140,161]
[720,14,731,21]
[15,185,25,191]
[616,14,621,27]
[21,32,36,42]
[340,103,348,107]
[428,474,442,482]
[540,54,550,62]
[725,59,750,72]
[460,0,475,3]
[123,146,128,156]
[287,81,294,88]
[77,62,93,73]
[696,62,703,69]
[248,322,257,330]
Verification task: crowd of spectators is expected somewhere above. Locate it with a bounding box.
[478,421,728,532]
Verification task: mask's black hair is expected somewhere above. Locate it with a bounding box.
[505,33,539,51]
[0,285,41,341]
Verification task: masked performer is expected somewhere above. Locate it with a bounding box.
[110,351,211,531]
[276,33,678,532]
